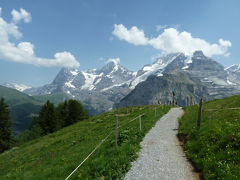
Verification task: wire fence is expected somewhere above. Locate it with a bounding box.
[64,106,164,180]
[195,98,240,129]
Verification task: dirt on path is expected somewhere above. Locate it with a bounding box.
[124,107,200,180]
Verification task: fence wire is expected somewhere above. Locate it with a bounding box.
[65,106,163,179]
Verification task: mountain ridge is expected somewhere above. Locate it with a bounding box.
[3,51,240,113]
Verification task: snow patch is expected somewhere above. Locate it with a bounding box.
[182,55,193,70]
[82,72,103,90]
[94,78,101,85]
[70,70,79,76]
[3,83,31,92]
[130,54,180,89]
[65,81,76,88]
[226,64,240,72]
[101,82,128,92]
[227,78,236,85]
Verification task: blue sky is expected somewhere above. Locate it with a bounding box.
[0,0,239,86]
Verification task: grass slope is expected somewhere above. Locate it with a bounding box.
[0,85,43,133]
[0,86,79,133]
[0,85,41,107]
[33,93,72,105]
[179,95,240,179]
[0,105,170,179]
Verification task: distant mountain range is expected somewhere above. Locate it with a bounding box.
[2,50,240,114]
[1,82,31,92]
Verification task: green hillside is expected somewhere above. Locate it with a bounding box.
[0,105,170,179]
[33,93,98,115]
[0,86,81,134]
[0,85,41,107]
[0,86,43,133]
[33,93,72,105]
[179,95,240,179]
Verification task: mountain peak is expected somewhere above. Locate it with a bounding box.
[193,50,206,58]
[99,58,126,75]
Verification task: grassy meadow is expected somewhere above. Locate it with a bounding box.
[0,105,170,179]
[179,95,240,179]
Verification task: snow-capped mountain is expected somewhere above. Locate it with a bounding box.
[226,64,240,73]
[129,53,180,89]
[22,50,240,113]
[24,59,136,114]
[25,59,136,95]
[116,51,240,107]
[1,82,31,92]
[225,64,240,86]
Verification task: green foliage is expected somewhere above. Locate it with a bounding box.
[57,99,89,127]
[11,103,41,134]
[0,105,170,179]
[179,95,240,179]
[0,98,13,153]
[0,86,85,134]
[18,99,89,143]
[16,115,46,145]
[38,101,57,134]
[0,85,43,134]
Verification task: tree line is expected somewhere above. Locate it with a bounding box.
[0,98,89,153]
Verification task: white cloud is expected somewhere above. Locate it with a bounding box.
[113,24,231,57]
[0,8,80,68]
[11,8,32,23]
[17,42,34,55]
[106,57,120,64]
[219,38,232,47]
[0,8,2,16]
[156,25,167,31]
[112,24,148,45]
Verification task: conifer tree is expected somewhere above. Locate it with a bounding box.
[0,98,12,153]
[57,100,89,127]
[56,100,69,127]
[38,100,56,134]
[67,99,88,125]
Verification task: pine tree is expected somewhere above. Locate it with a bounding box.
[67,99,88,125]
[56,100,69,127]
[57,100,89,127]
[38,101,56,134]
[0,98,12,153]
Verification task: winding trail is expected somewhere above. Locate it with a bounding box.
[124,107,199,180]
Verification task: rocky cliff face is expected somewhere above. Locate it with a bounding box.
[116,71,210,107]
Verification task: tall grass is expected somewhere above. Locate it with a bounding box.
[179,95,240,179]
[0,105,170,179]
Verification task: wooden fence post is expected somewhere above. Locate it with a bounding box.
[115,115,119,147]
[197,98,203,129]
[190,96,192,106]
[139,115,142,131]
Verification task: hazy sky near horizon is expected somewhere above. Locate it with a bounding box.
[0,0,239,86]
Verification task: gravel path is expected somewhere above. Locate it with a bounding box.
[124,107,199,180]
